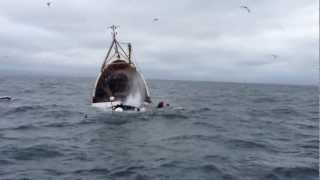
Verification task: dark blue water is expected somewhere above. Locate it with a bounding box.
[0,75,318,180]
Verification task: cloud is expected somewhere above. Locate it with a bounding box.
[0,0,318,85]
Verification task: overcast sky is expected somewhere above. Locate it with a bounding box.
[0,0,318,85]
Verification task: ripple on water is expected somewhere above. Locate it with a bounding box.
[271,107,301,117]
[225,139,279,153]
[163,135,220,143]
[159,162,237,180]
[261,166,318,180]
[193,122,224,131]
[72,168,110,176]
[109,165,147,179]
[0,124,38,131]
[2,145,63,161]
[0,78,317,180]
[252,96,278,103]
[157,113,189,119]
[41,110,84,119]
[3,105,45,115]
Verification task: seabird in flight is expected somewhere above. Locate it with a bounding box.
[240,6,251,13]
[271,54,279,59]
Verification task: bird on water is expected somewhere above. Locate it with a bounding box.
[0,96,11,101]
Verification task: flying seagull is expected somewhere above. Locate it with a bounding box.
[152,18,159,22]
[240,6,251,13]
[271,54,279,59]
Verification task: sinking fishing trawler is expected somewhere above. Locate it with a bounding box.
[92,25,151,111]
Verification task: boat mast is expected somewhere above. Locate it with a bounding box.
[100,25,133,71]
[101,25,119,72]
[110,25,120,59]
[128,43,132,64]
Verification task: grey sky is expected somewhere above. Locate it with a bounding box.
[0,0,318,85]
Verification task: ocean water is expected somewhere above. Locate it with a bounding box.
[0,75,318,180]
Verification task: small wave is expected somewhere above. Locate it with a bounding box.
[183,164,237,180]
[299,144,319,149]
[271,107,300,116]
[193,122,223,130]
[4,105,45,115]
[0,124,38,131]
[158,161,236,179]
[42,110,84,119]
[77,116,136,126]
[252,97,277,103]
[102,119,130,125]
[248,107,301,118]
[43,122,74,128]
[73,168,109,175]
[83,113,140,125]
[23,89,35,93]
[163,134,219,143]
[44,169,65,176]
[189,107,211,114]
[152,112,189,119]
[78,119,97,125]
[134,174,149,180]
[1,121,77,131]
[262,166,318,180]
[204,155,229,162]
[39,82,60,89]
[110,169,135,177]
[159,160,181,168]
[194,164,221,173]
[304,139,319,145]
[226,139,271,151]
[247,108,270,117]
[0,159,14,165]
[293,123,317,130]
[197,107,211,112]
[12,124,37,130]
[111,171,148,180]
[299,139,319,150]
[2,145,63,161]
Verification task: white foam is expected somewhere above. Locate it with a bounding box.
[91,101,147,112]
[124,92,143,107]
[91,101,121,111]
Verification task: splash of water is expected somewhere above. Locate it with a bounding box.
[123,72,146,107]
[124,92,142,107]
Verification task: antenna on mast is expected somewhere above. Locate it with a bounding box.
[108,25,120,58]
[108,25,119,39]
[128,43,132,64]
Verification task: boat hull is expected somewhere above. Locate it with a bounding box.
[92,61,151,106]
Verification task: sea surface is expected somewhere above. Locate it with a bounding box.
[0,75,318,180]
